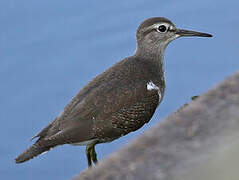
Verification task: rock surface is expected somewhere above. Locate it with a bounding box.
[73,72,239,180]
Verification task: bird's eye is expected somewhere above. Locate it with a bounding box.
[157,25,167,33]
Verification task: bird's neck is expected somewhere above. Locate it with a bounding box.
[134,44,167,92]
[135,42,166,62]
[135,44,166,76]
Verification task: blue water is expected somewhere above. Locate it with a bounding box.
[1,0,239,179]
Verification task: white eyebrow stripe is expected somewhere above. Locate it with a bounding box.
[154,22,170,29]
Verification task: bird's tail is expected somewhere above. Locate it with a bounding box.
[15,140,53,163]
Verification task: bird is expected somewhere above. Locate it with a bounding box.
[15,17,212,167]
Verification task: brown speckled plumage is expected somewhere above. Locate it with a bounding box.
[15,17,212,166]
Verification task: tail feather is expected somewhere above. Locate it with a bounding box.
[15,141,53,163]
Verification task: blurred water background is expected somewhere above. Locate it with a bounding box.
[0,0,238,179]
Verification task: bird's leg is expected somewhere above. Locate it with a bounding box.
[86,144,98,167]
[86,145,92,167]
[90,144,98,165]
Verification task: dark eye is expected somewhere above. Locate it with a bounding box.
[157,25,167,33]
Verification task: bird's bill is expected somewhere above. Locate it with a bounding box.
[176,29,213,37]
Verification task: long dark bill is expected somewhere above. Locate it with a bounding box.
[176,29,213,37]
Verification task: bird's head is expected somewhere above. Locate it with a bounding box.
[136,17,212,54]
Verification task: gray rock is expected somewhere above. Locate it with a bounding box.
[73,72,239,180]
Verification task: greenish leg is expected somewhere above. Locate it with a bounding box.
[86,144,98,168]
[90,145,98,164]
[86,145,92,167]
